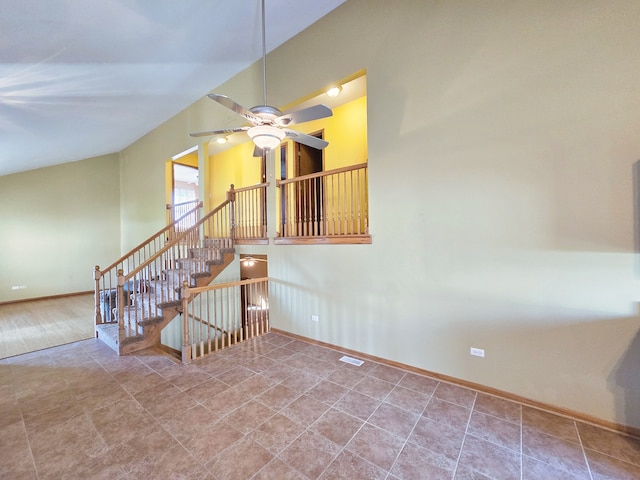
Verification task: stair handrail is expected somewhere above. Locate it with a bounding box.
[98,201,203,276]
[94,201,203,325]
[103,198,233,335]
[123,199,231,282]
[181,277,270,363]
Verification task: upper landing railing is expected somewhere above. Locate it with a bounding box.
[276,163,370,244]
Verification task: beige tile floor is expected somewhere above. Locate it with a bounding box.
[2,332,640,479]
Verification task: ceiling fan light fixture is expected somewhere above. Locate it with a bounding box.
[248,125,285,150]
[216,136,228,144]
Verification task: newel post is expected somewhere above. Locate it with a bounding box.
[181,280,193,364]
[94,266,102,326]
[227,184,236,241]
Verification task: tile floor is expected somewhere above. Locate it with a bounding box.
[1,332,640,479]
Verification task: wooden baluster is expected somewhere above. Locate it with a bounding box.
[285,183,290,236]
[251,282,257,338]
[342,171,348,235]
[330,175,336,235]
[263,280,269,333]
[227,184,236,242]
[357,169,361,233]
[349,170,355,235]
[233,285,238,344]
[321,176,327,236]
[206,290,212,355]
[117,269,125,334]
[258,281,264,336]
[314,178,319,236]
[213,289,219,351]
[261,185,267,238]
[307,178,313,236]
[198,287,204,359]
[181,281,191,363]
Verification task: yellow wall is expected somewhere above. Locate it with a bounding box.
[278,95,368,179]
[208,141,262,208]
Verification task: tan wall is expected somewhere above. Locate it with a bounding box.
[118,0,640,429]
[0,154,121,302]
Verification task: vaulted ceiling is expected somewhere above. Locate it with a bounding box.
[0,0,346,176]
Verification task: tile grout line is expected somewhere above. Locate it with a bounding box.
[249,344,357,479]
[574,419,595,480]
[520,400,523,480]
[451,390,478,479]
[8,335,640,479]
[384,382,440,479]
[308,359,397,480]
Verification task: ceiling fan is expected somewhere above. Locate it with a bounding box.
[190,0,333,154]
[241,256,267,267]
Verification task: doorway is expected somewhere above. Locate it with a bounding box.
[172,163,198,205]
[240,255,268,334]
[295,131,324,236]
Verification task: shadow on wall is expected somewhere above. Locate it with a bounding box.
[609,325,640,432]
[633,160,640,273]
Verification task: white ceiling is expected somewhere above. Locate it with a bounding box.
[0,0,346,176]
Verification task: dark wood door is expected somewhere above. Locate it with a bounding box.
[295,133,324,235]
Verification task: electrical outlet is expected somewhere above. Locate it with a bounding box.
[470,347,485,358]
[311,314,319,322]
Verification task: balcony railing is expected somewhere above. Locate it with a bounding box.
[228,183,268,244]
[276,163,370,244]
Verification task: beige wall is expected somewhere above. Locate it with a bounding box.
[0,154,121,302]
[118,0,640,429]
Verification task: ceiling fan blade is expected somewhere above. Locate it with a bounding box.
[189,127,249,138]
[276,104,333,126]
[208,94,263,124]
[282,129,329,149]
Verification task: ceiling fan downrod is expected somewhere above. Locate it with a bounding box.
[261,0,267,106]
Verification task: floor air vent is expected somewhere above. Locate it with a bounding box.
[340,355,364,366]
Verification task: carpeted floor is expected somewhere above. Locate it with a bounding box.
[0,293,94,359]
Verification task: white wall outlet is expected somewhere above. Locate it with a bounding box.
[311,314,319,322]
[470,347,485,358]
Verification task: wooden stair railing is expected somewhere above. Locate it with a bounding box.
[94,200,235,355]
[167,199,200,240]
[181,277,270,363]
[94,201,203,326]
[276,163,370,244]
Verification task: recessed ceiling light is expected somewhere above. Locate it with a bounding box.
[326,85,342,97]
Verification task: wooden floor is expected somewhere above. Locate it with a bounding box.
[0,293,95,359]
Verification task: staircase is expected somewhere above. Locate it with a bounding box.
[94,200,236,356]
